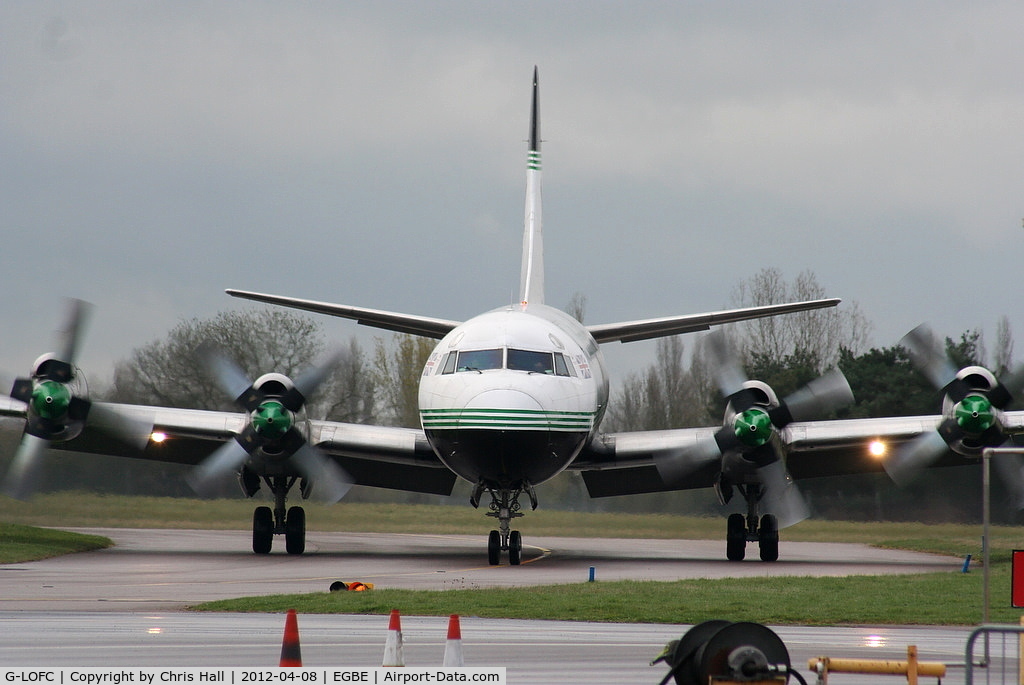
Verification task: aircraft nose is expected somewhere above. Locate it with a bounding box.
[464,389,543,427]
[468,389,542,410]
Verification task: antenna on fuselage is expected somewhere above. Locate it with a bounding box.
[519,66,544,308]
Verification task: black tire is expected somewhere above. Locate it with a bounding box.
[508,530,522,566]
[758,513,779,562]
[726,513,746,562]
[253,506,273,555]
[487,530,501,566]
[285,506,306,555]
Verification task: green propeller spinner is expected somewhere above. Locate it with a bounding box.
[251,400,293,440]
[734,407,773,448]
[30,380,72,421]
[955,394,995,434]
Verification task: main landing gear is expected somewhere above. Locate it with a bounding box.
[472,482,536,566]
[249,473,308,555]
[721,481,779,562]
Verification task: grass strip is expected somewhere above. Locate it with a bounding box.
[0,523,111,563]
[193,567,1018,626]
[0,493,1013,547]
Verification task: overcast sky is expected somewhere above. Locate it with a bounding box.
[2,2,1023,391]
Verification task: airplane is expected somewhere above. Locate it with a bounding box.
[3,67,1024,563]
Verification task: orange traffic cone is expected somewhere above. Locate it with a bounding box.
[382,609,405,667]
[279,609,302,667]
[442,614,464,667]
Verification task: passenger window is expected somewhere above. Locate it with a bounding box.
[441,352,458,375]
[508,349,554,374]
[554,353,574,377]
[457,349,503,372]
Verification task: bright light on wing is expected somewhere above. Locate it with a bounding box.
[150,431,167,443]
[868,440,887,458]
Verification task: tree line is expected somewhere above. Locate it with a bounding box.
[9,268,1020,523]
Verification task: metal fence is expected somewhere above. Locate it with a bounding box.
[965,625,1023,684]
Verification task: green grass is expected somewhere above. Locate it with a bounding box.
[194,569,1019,625]
[4,493,1022,625]
[0,492,1008,548]
[0,492,728,536]
[0,523,111,563]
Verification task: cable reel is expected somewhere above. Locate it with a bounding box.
[654,620,806,685]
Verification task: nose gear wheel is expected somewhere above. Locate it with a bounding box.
[475,483,535,566]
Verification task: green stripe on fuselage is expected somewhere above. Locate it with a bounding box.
[421,407,593,430]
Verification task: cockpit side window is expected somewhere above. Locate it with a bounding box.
[508,348,554,374]
[554,353,574,377]
[457,349,503,372]
[440,352,458,375]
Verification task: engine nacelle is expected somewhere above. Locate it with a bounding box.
[719,380,784,480]
[240,372,309,458]
[12,354,89,442]
[940,365,1006,457]
[941,365,1000,414]
[251,372,296,397]
[722,380,779,426]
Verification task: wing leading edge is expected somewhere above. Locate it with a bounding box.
[228,288,840,347]
[226,290,461,339]
[571,412,1024,498]
[586,298,841,344]
[0,399,456,496]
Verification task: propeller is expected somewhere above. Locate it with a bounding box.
[187,345,352,503]
[654,332,853,527]
[1,299,154,500]
[886,323,1024,490]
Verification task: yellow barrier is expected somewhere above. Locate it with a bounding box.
[808,646,946,684]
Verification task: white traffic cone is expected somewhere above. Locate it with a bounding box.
[382,609,405,667]
[442,614,464,667]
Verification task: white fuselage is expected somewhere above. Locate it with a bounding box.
[418,303,608,489]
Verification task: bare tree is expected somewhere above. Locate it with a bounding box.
[109,309,327,411]
[994,315,1015,377]
[373,333,435,428]
[606,336,715,432]
[322,336,377,424]
[730,268,871,370]
[566,292,587,324]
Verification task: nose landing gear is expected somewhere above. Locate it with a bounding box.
[473,482,536,566]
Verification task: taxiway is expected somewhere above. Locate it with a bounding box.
[0,528,959,612]
[0,529,989,683]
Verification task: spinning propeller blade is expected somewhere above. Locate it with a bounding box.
[1,434,49,501]
[186,440,252,497]
[1,299,154,500]
[655,331,853,511]
[887,323,1024,496]
[757,459,810,529]
[189,346,352,500]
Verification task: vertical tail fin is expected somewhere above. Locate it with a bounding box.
[519,66,544,307]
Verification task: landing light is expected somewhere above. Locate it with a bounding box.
[868,440,886,458]
[150,431,167,444]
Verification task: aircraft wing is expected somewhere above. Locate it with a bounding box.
[225,289,461,339]
[571,413,1024,497]
[586,298,841,344]
[0,399,457,496]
